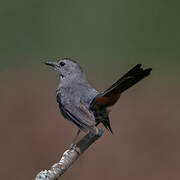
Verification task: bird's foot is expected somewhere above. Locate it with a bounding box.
[68,143,76,150]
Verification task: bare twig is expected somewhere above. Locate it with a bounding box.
[35,129,103,180]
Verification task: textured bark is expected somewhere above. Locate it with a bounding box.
[35,129,103,180]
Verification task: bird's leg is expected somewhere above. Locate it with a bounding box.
[72,129,81,144]
[69,129,81,149]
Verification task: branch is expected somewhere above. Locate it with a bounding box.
[35,129,103,180]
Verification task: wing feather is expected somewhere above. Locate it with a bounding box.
[57,93,95,132]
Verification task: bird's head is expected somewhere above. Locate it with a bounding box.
[44,58,84,81]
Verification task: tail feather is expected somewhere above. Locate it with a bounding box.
[104,64,152,94]
[117,68,152,93]
[91,64,152,109]
[102,121,113,133]
[91,64,152,133]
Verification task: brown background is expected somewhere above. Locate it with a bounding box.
[0,0,180,179]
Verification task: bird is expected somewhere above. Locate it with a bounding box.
[44,58,152,146]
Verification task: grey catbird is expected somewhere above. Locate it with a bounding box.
[44,58,152,145]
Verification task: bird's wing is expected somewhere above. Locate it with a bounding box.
[90,64,152,108]
[60,100,96,132]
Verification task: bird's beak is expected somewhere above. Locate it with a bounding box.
[44,61,58,68]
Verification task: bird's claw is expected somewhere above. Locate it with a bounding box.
[68,143,76,150]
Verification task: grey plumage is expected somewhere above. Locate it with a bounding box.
[44,58,152,141]
[45,58,99,134]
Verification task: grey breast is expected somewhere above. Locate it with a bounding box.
[56,82,98,116]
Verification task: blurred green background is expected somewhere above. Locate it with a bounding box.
[1,0,180,179]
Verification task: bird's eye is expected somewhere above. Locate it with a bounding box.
[60,62,65,67]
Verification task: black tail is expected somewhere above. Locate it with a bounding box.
[91,64,152,133]
[91,64,152,108]
[104,64,152,94]
[102,120,113,133]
